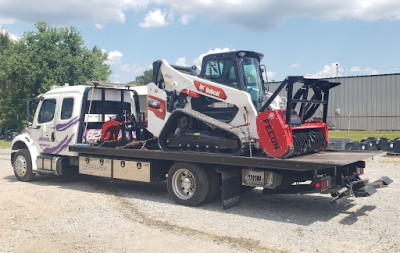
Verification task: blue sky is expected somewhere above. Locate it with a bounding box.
[1,0,400,83]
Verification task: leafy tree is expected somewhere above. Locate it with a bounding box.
[0,22,112,130]
[131,69,153,86]
[0,32,13,117]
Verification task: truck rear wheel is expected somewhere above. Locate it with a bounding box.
[13,149,35,182]
[167,162,209,206]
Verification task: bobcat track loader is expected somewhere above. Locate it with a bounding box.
[147,50,339,158]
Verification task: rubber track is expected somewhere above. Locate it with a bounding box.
[161,109,249,156]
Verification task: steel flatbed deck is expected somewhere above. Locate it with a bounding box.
[69,144,380,171]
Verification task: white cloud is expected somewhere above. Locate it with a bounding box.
[139,9,168,28]
[291,63,300,68]
[120,63,146,75]
[120,64,132,72]
[350,66,379,75]
[0,0,128,25]
[262,71,276,81]
[179,15,193,25]
[305,62,343,78]
[175,57,188,66]
[106,50,123,65]
[305,63,381,78]
[0,0,398,31]
[266,71,275,80]
[0,26,19,40]
[0,18,15,25]
[155,0,400,31]
[94,23,105,29]
[193,47,234,68]
[350,66,362,72]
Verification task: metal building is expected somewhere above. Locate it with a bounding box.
[267,73,400,131]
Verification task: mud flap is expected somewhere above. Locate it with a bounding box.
[217,168,241,209]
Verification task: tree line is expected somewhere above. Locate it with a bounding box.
[0,22,111,131]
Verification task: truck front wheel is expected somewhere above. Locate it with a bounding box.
[167,162,209,206]
[13,149,35,182]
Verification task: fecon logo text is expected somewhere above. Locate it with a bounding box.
[262,118,281,150]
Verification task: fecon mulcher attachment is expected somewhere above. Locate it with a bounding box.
[257,76,339,158]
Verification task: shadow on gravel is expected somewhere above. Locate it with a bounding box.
[3,175,18,182]
[197,189,378,226]
[339,205,376,225]
[4,173,170,200]
[4,173,376,226]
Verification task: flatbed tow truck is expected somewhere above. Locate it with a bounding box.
[11,82,392,209]
[10,52,392,209]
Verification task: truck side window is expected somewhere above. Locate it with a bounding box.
[61,98,74,120]
[38,99,56,124]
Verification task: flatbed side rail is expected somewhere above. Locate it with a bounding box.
[69,145,380,171]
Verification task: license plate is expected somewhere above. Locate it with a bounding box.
[242,169,264,187]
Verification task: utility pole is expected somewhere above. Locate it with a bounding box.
[336,63,339,79]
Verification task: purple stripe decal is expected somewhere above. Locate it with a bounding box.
[55,134,75,154]
[43,135,69,154]
[56,116,79,131]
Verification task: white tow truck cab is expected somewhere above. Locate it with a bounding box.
[11,84,143,179]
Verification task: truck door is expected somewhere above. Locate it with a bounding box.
[52,95,80,156]
[31,94,81,156]
[30,94,60,154]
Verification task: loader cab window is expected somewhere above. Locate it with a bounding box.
[38,99,56,124]
[243,57,264,107]
[203,59,238,88]
[61,98,74,120]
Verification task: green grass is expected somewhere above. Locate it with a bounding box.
[329,131,400,142]
[0,140,12,149]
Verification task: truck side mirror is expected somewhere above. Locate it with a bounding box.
[27,99,34,125]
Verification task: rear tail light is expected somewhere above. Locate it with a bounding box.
[315,176,331,192]
[357,167,364,175]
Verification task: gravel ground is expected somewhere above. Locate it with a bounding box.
[1,148,399,253]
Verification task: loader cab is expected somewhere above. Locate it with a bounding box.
[199,50,266,110]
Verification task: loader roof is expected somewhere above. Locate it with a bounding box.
[202,50,264,62]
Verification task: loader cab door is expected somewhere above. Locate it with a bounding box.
[242,56,265,110]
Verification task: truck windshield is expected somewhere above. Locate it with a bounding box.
[243,57,264,106]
